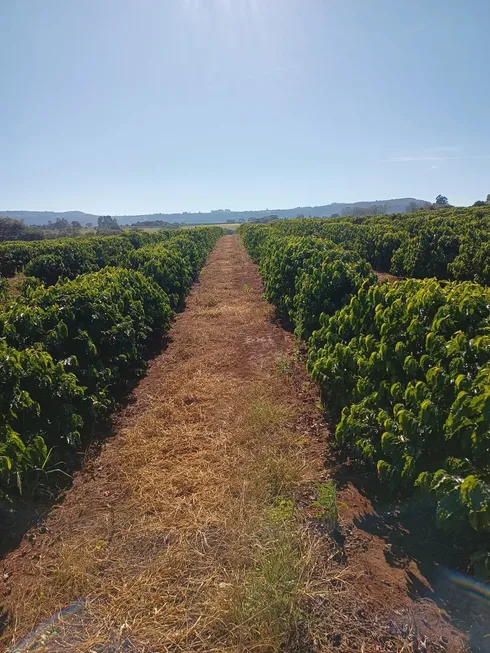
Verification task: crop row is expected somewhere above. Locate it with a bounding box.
[0,227,223,498]
[240,222,490,578]
[252,206,490,284]
[0,229,178,281]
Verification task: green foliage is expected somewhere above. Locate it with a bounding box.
[267,497,296,524]
[127,227,222,308]
[0,218,44,242]
[129,244,193,309]
[0,241,39,277]
[238,224,272,263]
[1,267,173,416]
[259,236,337,316]
[0,236,135,280]
[123,229,171,248]
[24,236,134,284]
[0,341,84,496]
[0,278,9,303]
[0,227,223,498]
[390,226,460,278]
[240,218,490,574]
[0,227,223,290]
[240,207,490,285]
[308,278,490,537]
[97,215,121,231]
[291,248,376,339]
[240,225,374,339]
[310,481,346,526]
[449,232,490,285]
[470,550,490,581]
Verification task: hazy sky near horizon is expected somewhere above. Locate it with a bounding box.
[1,0,489,214]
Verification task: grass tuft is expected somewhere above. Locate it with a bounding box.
[224,517,307,652]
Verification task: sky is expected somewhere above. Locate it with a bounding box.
[1,0,490,215]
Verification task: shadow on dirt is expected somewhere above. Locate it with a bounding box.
[332,456,490,652]
[270,306,295,334]
[0,333,172,564]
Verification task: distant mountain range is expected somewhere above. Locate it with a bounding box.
[0,198,427,226]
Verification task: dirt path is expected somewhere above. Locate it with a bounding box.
[0,236,469,652]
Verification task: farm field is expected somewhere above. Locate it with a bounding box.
[122,223,242,233]
[181,222,242,231]
[0,222,488,651]
[261,205,490,284]
[5,1,490,649]
[240,217,490,575]
[0,227,223,497]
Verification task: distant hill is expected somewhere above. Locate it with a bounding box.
[0,199,428,227]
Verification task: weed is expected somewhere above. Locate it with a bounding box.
[310,480,347,528]
[301,381,311,394]
[260,453,302,499]
[291,344,302,364]
[276,351,291,375]
[245,400,290,438]
[225,513,306,651]
[267,497,295,524]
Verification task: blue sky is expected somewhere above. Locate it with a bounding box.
[1,0,489,214]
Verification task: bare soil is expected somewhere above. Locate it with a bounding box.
[0,236,475,652]
[375,271,402,283]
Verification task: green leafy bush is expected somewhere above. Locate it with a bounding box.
[307,279,490,535]
[240,219,490,574]
[0,342,84,496]
[390,227,460,278]
[240,207,490,284]
[259,236,337,317]
[1,268,173,415]
[24,236,134,284]
[0,227,223,498]
[291,248,375,339]
[0,232,170,281]
[240,226,374,339]
[449,232,490,285]
[128,244,193,309]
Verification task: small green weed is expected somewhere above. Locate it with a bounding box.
[245,400,289,438]
[267,497,295,524]
[276,351,291,375]
[226,508,304,650]
[261,453,301,499]
[291,344,302,364]
[310,481,347,528]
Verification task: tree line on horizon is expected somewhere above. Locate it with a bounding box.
[2,195,490,240]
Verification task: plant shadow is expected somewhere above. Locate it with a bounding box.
[0,332,172,563]
[332,455,490,652]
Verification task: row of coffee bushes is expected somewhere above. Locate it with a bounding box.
[0,234,138,279]
[0,228,213,283]
[0,227,223,498]
[252,207,490,284]
[239,222,490,578]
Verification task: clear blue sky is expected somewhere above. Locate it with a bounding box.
[1,0,489,214]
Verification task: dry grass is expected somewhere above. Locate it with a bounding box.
[1,238,330,653]
[44,385,318,652]
[1,237,427,653]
